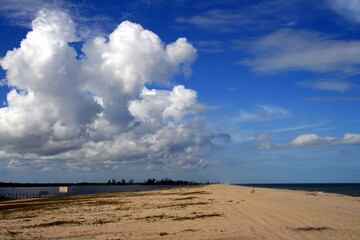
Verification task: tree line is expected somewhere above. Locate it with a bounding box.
[106,178,205,185]
[0,178,217,187]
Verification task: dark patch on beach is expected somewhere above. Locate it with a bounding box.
[4,230,19,237]
[93,218,119,225]
[180,191,210,196]
[83,200,130,206]
[136,214,168,221]
[0,203,35,211]
[292,226,332,231]
[157,201,209,209]
[135,212,222,222]
[26,220,82,228]
[182,228,197,232]
[173,213,222,221]
[173,196,198,201]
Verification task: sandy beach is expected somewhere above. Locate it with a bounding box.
[1,184,359,240]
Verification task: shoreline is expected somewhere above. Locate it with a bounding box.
[1,184,359,239]
[233,183,360,197]
[2,183,358,200]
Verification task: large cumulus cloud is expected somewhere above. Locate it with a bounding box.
[0,9,223,172]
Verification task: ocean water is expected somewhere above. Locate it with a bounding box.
[0,185,178,199]
[234,183,360,197]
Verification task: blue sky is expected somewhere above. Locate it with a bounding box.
[0,0,359,183]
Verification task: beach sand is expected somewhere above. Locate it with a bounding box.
[1,184,359,239]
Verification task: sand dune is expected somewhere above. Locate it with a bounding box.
[1,184,359,239]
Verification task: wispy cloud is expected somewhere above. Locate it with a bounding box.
[175,0,300,32]
[296,79,357,92]
[175,9,250,32]
[270,122,326,133]
[255,133,272,149]
[306,96,360,101]
[193,40,225,53]
[0,0,114,38]
[225,87,236,91]
[240,28,360,75]
[328,0,360,23]
[237,105,291,122]
[0,0,69,27]
[0,79,7,87]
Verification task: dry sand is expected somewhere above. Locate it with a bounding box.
[0,184,359,240]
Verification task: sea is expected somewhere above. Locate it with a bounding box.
[234,183,360,197]
[0,185,179,199]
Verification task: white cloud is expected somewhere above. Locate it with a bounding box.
[290,133,360,147]
[238,105,291,122]
[253,133,360,149]
[342,133,360,144]
[290,134,325,146]
[296,79,357,92]
[1,9,99,155]
[0,9,222,171]
[240,28,360,75]
[328,0,360,22]
[129,85,204,122]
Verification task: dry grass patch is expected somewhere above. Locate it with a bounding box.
[82,200,130,206]
[92,218,119,225]
[173,196,198,201]
[115,206,131,211]
[134,211,222,222]
[13,214,37,219]
[136,214,169,221]
[26,220,82,228]
[173,213,222,221]
[182,229,198,232]
[157,201,209,209]
[4,229,19,237]
[179,191,210,196]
